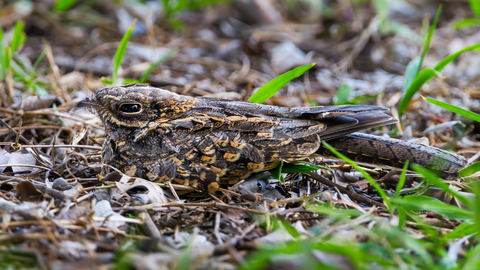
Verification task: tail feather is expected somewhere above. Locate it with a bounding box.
[318,132,467,179]
[319,112,398,140]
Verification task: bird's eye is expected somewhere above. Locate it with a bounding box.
[119,103,142,113]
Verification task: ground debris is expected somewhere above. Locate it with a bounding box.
[1,0,479,269]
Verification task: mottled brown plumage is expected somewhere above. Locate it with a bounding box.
[77,84,467,192]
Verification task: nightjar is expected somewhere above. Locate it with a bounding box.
[77,84,467,193]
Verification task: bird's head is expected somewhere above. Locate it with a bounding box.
[77,84,195,132]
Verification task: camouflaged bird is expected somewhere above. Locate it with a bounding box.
[78,84,467,193]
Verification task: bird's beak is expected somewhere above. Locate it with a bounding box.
[76,98,98,108]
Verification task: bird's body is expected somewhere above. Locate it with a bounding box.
[78,84,467,192]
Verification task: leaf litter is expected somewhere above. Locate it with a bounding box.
[1,1,480,269]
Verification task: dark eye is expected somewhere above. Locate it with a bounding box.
[119,103,142,113]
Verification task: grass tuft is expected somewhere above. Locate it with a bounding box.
[248,63,316,104]
[111,19,137,86]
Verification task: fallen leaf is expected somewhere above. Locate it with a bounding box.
[52,178,73,191]
[8,152,38,174]
[115,172,168,204]
[0,149,11,173]
[104,171,123,182]
[11,96,64,111]
[16,181,43,202]
[63,182,84,198]
[93,200,127,228]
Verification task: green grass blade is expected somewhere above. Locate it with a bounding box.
[54,0,79,12]
[177,248,193,270]
[3,47,11,71]
[271,218,301,238]
[412,164,472,209]
[321,141,392,211]
[270,161,284,182]
[0,29,6,79]
[333,83,353,105]
[348,94,378,104]
[462,243,480,269]
[31,51,46,71]
[399,43,480,116]
[422,96,480,122]
[10,21,26,53]
[139,48,177,83]
[248,63,316,104]
[396,8,480,117]
[469,0,480,19]
[434,43,480,71]
[443,221,478,242]
[395,161,409,199]
[398,5,440,116]
[10,59,27,79]
[101,78,113,85]
[298,160,334,173]
[186,0,236,10]
[450,18,480,30]
[123,78,140,84]
[34,84,48,97]
[403,56,421,92]
[29,55,45,86]
[398,68,440,115]
[280,163,323,174]
[418,6,441,73]
[307,97,319,106]
[397,206,407,228]
[172,20,187,32]
[0,54,4,79]
[112,19,136,85]
[392,195,473,220]
[473,182,480,236]
[460,161,480,177]
[35,67,51,76]
[12,52,30,73]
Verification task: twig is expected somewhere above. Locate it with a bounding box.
[114,202,265,214]
[274,191,329,206]
[214,212,224,245]
[0,108,104,130]
[0,125,72,135]
[166,181,181,202]
[0,118,49,167]
[307,172,386,208]
[138,212,161,238]
[0,164,51,171]
[218,187,242,197]
[0,143,102,150]
[43,40,71,102]
[0,176,70,201]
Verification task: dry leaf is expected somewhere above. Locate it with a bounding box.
[93,200,128,228]
[16,181,43,202]
[11,96,64,111]
[115,172,168,204]
[52,178,73,191]
[0,198,18,212]
[63,182,84,198]
[0,149,11,173]
[8,152,38,174]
